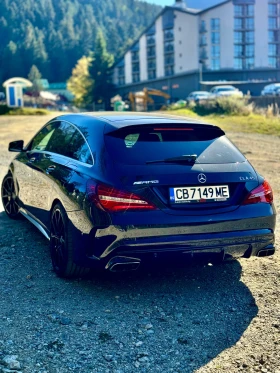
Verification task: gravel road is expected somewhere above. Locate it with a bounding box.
[0,115,280,373]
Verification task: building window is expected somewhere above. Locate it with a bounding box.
[211,59,220,70]
[268,2,280,68]
[234,2,255,70]
[269,3,278,15]
[234,18,243,30]
[146,30,156,80]
[211,32,220,44]
[164,29,174,41]
[234,31,243,43]
[131,48,140,83]
[147,35,155,46]
[117,64,125,86]
[200,34,207,46]
[147,46,156,58]
[245,17,254,30]
[211,18,220,31]
[245,31,254,43]
[199,20,208,69]
[246,5,254,16]
[211,45,220,58]
[269,17,278,29]
[245,58,254,69]
[165,65,174,76]
[269,57,277,67]
[163,26,174,77]
[200,20,207,33]
[234,58,243,69]
[269,43,277,56]
[245,44,254,57]
[234,5,243,16]
[234,44,243,58]
[210,18,220,71]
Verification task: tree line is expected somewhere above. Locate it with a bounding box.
[0,0,160,86]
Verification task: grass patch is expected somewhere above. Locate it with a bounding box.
[168,109,280,136]
[0,105,50,116]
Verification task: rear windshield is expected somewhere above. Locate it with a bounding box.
[105,125,245,165]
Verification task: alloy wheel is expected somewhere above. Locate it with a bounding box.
[50,209,67,273]
[1,176,19,218]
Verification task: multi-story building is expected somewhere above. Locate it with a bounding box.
[112,0,280,100]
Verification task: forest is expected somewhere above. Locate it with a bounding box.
[0,0,161,84]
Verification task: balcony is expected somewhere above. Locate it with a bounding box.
[199,25,207,33]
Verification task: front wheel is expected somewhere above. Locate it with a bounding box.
[1,174,21,219]
[50,203,89,278]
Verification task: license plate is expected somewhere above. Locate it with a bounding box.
[170,185,230,204]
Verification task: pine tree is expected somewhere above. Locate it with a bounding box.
[88,29,115,108]
[28,65,43,96]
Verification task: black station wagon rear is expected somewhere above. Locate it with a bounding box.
[1,114,276,277]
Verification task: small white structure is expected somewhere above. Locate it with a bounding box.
[3,77,33,108]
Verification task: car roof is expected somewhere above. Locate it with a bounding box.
[53,112,218,133]
[214,85,235,89]
[190,91,209,95]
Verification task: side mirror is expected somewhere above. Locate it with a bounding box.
[9,140,24,152]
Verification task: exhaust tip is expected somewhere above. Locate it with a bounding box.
[105,256,141,272]
[257,247,275,257]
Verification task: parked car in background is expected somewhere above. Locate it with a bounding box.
[261,83,280,96]
[275,87,280,96]
[210,85,243,98]
[187,91,210,103]
[1,114,276,278]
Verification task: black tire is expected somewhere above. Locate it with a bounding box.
[1,174,21,219]
[50,203,89,278]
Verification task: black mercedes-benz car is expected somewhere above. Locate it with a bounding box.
[1,114,276,277]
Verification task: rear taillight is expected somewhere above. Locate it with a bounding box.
[87,181,156,212]
[243,180,273,205]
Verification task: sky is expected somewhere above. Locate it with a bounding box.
[145,0,224,9]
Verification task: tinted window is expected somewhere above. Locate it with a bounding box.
[46,121,93,165]
[30,122,58,151]
[105,125,245,165]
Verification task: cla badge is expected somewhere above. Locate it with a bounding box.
[198,173,207,184]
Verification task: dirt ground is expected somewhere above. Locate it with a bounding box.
[0,114,279,373]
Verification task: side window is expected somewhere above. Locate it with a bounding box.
[47,121,75,155]
[47,121,93,165]
[70,130,93,165]
[30,122,58,151]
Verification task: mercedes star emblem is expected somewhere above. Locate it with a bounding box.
[198,173,207,184]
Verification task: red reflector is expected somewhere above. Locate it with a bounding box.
[97,184,156,212]
[153,128,194,131]
[243,180,273,205]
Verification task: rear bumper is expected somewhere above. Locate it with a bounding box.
[95,228,274,260]
[68,207,276,268]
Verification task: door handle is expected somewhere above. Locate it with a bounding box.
[28,157,36,162]
[46,165,56,174]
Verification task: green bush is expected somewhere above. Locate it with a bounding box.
[0,105,49,116]
[7,108,49,115]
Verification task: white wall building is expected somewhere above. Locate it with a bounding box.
[113,0,280,99]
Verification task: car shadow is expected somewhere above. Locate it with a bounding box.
[0,211,258,372]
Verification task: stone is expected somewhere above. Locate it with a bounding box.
[3,355,21,370]
[144,324,153,330]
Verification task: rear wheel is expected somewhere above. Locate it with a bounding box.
[50,203,89,278]
[1,174,21,219]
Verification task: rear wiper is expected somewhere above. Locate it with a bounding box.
[146,154,197,165]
